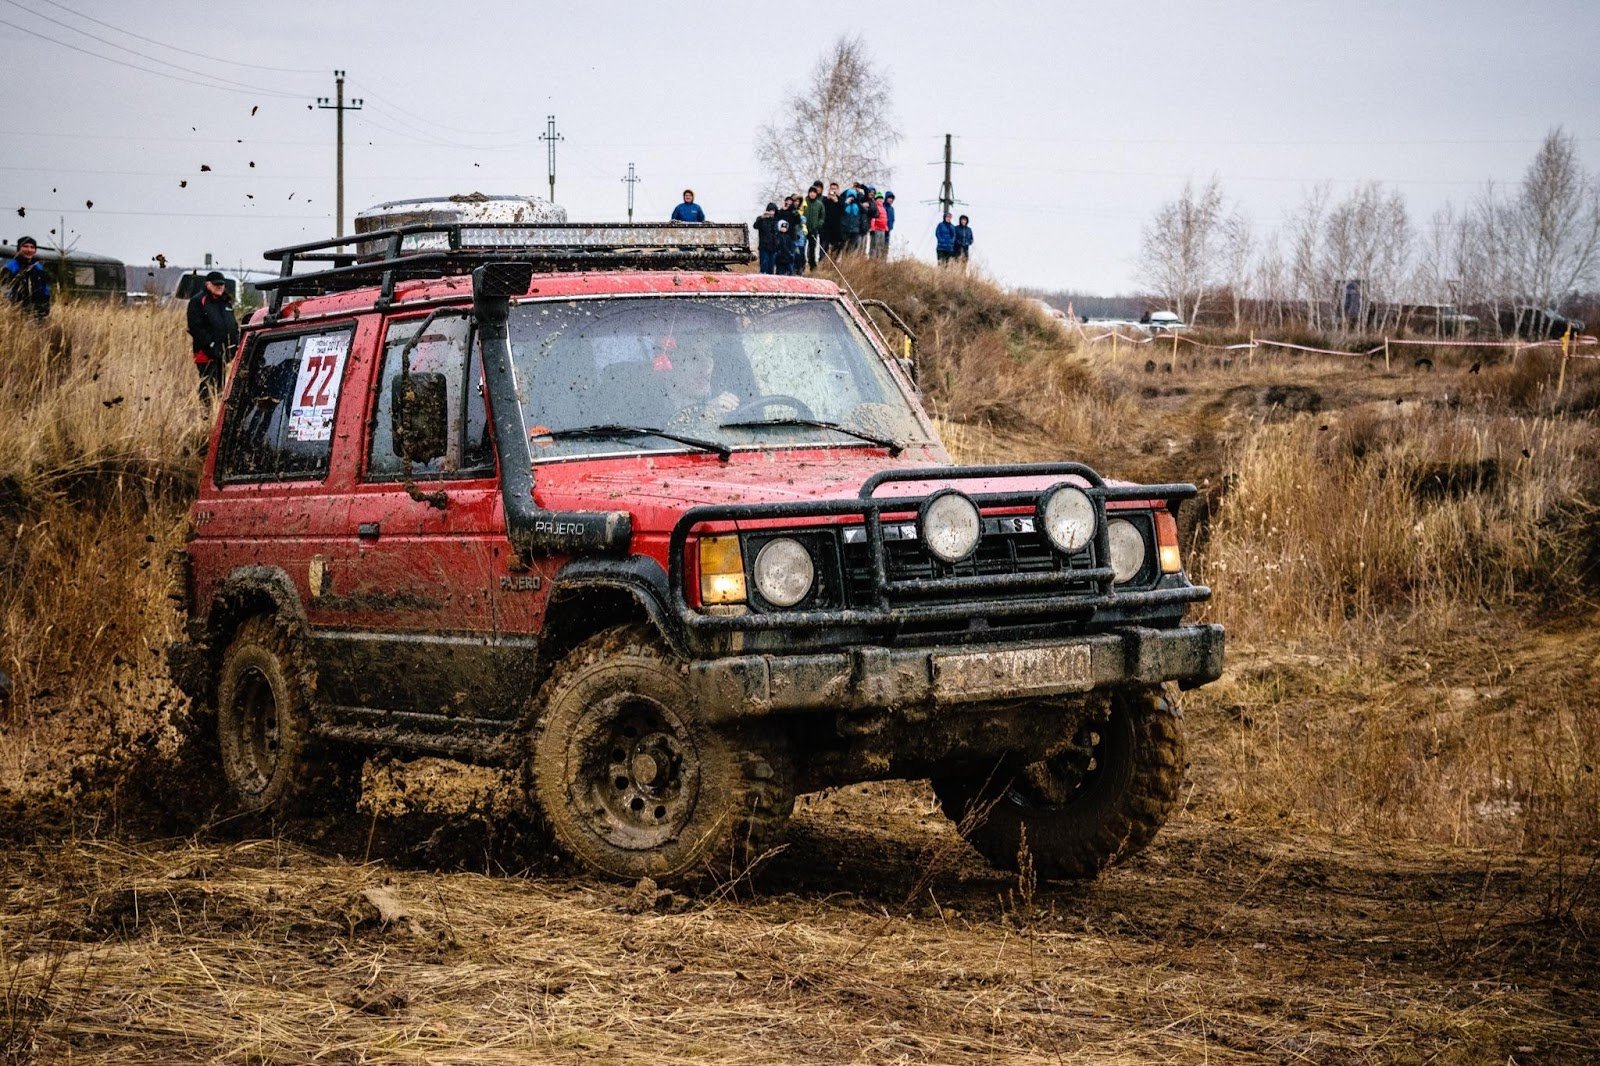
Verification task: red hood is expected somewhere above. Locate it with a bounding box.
[528,447,1133,533]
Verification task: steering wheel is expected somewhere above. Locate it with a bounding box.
[722,394,815,422]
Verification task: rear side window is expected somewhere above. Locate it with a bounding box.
[218,326,353,482]
[367,314,493,480]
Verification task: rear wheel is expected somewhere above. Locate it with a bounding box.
[933,686,1185,880]
[215,616,361,817]
[527,626,793,886]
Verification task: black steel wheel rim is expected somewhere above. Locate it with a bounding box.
[572,694,700,850]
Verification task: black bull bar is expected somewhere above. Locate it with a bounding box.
[667,462,1211,632]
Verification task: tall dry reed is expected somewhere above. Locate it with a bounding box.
[0,302,204,749]
[1198,403,1600,641]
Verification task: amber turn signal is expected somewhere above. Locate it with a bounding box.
[1154,511,1183,574]
[698,534,747,604]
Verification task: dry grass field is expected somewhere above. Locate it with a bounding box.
[2,269,1597,1062]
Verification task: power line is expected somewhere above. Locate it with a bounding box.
[0,14,301,99]
[14,206,324,219]
[345,78,522,138]
[961,160,1510,187]
[38,0,322,73]
[0,1,304,98]
[920,131,1600,147]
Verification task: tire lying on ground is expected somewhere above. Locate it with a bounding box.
[527,625,794,886]
[932,685,1185,880]
[215,615,363,817]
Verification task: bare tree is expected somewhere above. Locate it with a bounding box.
[1218,209,1255,330]
[1252,231,1290,330]
[754,36,900,196]
[1287,183,1331,330]
[1507,127,1600,311]
[1320,182,1411,331]
[1137,177,1226,325]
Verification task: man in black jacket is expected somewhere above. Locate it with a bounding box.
[753,203,781,275]
[187,271,239,400]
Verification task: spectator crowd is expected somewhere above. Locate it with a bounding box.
[671,182,897,276]
[751,181,897,276]
[671,185,975,276]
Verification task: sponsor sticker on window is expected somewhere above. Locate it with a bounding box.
[287,332,349,442]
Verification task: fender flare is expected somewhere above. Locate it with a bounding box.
[542,555,687,660]
[203,565,309,647]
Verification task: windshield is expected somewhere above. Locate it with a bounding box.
[506,295,931,459]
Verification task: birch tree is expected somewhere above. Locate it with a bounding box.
[1507,127,1600,310]
[754,36,900,197]
[1137,177,1226,325]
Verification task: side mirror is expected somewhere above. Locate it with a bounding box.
[394,371,449,464]
[896,356,919,387]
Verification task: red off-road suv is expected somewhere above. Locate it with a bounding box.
[168,213,1223,885]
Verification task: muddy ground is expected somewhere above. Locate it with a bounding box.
[2,771,1595,1064]
[4,338,1597,1062]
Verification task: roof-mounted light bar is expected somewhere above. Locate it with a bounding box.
[255,221,754,314]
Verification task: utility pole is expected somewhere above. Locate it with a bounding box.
[937,133,957,218]
[621,162,640,222]
[539,115,564,204]
[316,70,363,237]
[924,134,964,219]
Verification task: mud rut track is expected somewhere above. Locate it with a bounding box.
[2,778,1595,1063]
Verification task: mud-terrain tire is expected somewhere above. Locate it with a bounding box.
[215,616,360,818]
[527,626,793,886]
[932,686,1185,880]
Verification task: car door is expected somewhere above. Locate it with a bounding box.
[305,310,537,734]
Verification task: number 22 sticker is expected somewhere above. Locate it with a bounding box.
[287,333,349,442]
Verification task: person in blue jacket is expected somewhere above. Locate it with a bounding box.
[934,213,956,266]
[840,189,862,254]
[882,191,896,254]
[954,215,974,266]
[4,236,51,318]
[671,189,706,223]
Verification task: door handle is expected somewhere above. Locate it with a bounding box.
[357,522,380,539]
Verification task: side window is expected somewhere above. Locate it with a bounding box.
[219,327,353,481]
[367,314,494,480]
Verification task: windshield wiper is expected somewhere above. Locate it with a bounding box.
[719,417,904,456]
[530,423,732,461]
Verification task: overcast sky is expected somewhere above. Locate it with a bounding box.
[4,0,1597,293]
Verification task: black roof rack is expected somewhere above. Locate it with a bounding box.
[256,221,753,316]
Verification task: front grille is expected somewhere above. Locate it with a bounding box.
[839,521,1097,607]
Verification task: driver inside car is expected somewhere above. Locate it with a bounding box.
[661,346,740,427]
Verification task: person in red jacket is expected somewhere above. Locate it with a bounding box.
[868,190,890,259]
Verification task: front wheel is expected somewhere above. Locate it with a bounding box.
[526,626,793,886]
[932,686,1186,880]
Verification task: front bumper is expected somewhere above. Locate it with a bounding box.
[687,623,1224,722]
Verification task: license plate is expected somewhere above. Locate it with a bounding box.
[931,644,1092,704]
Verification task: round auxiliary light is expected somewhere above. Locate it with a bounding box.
[753,538,815,607]
[1107,519,1148,584]
[1038,484,1097,554]
[920,491,983,563]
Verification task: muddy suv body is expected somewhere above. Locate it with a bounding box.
[169,215,1223,884]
